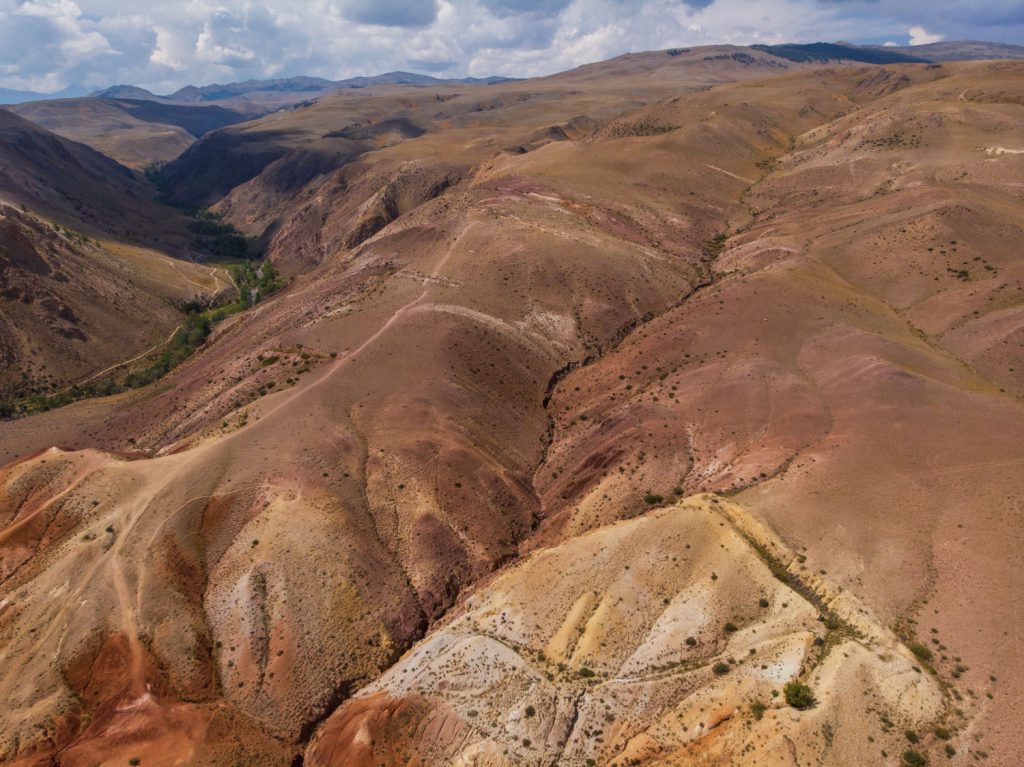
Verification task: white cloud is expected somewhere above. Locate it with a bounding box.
[908,24,944,45]
[0,0,1018,95]
[15,0,116,61]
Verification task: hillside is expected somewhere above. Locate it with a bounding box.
[5,98,249,168]
[0,53,1022,767]
[0,110,228,402]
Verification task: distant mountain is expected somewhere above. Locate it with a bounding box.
[0,84,88,105]
[755,40,1024,66]
[332,71,517,90]
[92,84,166,101]
[751,42,928,65]
[89,72,519,107]
[169,76,338,102]
[863,40,1024,62]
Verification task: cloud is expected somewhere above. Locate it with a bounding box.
[0,0,1020,95]
[908,24,944,44]
[338,0,439,27]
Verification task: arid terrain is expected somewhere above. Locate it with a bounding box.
[0,44,1022,767]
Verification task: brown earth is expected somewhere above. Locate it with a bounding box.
[0,52,1022,767]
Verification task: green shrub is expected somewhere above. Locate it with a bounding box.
[908,642,933,663]
[902,750,927,767]
[783,681,815,709]
[712,662,731,675]
[644,493,664,505]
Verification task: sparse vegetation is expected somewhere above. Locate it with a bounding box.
[712,662,731,675]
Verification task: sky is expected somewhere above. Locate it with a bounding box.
[0,0,1022,94]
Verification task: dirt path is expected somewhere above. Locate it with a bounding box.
[169,260,231,294]
[76,322,182,386]
[245,219,479,430]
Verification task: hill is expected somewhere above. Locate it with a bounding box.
[752,41,929,64]
[5,98,249,168]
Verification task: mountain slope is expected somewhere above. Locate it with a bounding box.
[0,110,227,402]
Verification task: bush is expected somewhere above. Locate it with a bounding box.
[902,750,927,767]
[712,662,731,675]
[644,493,664,505]
[783,681,815,709]
[578,667,595,678]
[750,700,767,720]
[724,622,738,633]
[908,642,933,663]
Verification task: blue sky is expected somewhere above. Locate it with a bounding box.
[0,0,1022,93]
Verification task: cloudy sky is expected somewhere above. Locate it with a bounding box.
[1,0,1022,94]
